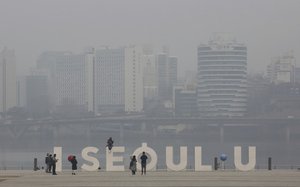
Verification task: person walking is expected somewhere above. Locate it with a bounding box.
[71,156,78,175]
[129,155,137,175]
[140,152,148,175]
[52,154,58,175]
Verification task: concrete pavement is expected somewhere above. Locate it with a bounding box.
[1,170,300,186]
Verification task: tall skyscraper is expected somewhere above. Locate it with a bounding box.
[156,53,169,100]
[38,51,87,114]
[85,49,95,113]
[94,47,125,114]
[197,34,247,117]
[156,53,178,101]
[168,56,178,98]
[55,53,87,113]
[125,45,144,112]
[142,54,157,100]
[25,69,49,117]
[0,47,16,116]
[38,46,146,116]
[37,51,71,111]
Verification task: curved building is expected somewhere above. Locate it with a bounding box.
[197,34,247,117]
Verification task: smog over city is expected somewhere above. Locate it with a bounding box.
[0,0,300,174]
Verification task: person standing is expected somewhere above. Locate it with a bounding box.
[52,154,58,175]
[129,155,137,175]
[48,154,53,173]
[71,156,78,175]
[140,152,148,175]
[45,153,50,173]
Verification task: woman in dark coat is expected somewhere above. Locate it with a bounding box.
[71,156,78,175]
[129,155,137,175]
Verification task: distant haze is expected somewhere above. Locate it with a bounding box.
[0,0,299,76]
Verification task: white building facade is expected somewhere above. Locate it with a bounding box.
[125,46,144,112]
[142,54,157,100]
[197,34,248,117]
[85,50,95,113]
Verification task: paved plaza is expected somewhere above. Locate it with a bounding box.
[1,170,300,187]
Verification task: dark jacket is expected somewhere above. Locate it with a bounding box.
[71,159,78,170]
[45,156,49,164]
[130,158,137,171]
[140,155,148,165]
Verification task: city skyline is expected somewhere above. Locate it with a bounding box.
[2,42,298,78]
[2,0,300,178]
[1,35,299,119]
[0,0,299,77]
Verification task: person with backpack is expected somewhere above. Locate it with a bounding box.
[45,153,51,173]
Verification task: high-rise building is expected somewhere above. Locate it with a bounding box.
[125,45,144,112]
[0,47,16,116]
[85,49,95,113]
[17,69,50,118]
[156,53,178,101]
[295,67,300,83]
[38,46,146,116]
[37,51,71,111]
[156,53,169,100]
[267,53,296,84]
[94,46,145,114]
[37,51,94,115]
[142,54,157,100]
[94,47,125,114]
[197,34,247,117]
[168,56,178,97]
[55,53,87,113]
[26,70,49,117]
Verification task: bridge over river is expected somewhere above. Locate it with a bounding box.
[1,117,300,170]
[0,117,299,144]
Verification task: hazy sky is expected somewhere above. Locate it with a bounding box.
[1,0,300,76]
